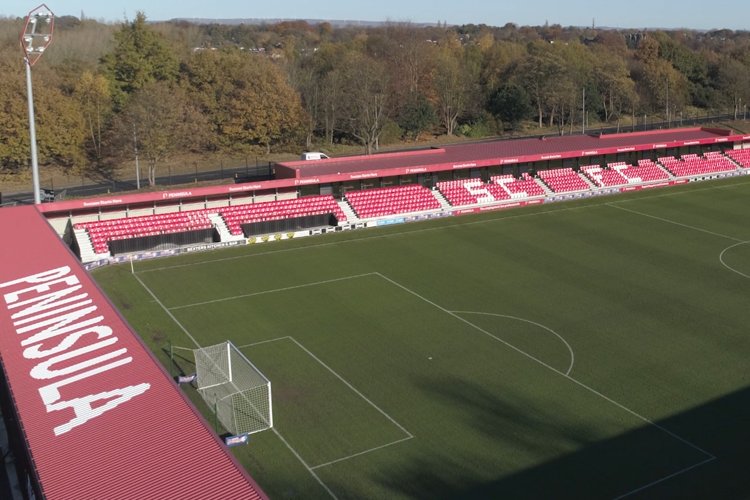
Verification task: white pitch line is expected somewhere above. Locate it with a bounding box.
[718,241,750,279]
[287,337,414,440]
[134,276,339,499]
[607,203,744,243]
[451,311,575,376]
[239,336,414,471]
[310,435,414,470]
[237,336,292,349]
[268,427,339,500]
[613,456,716,500]
[375,273,715,476]
[136,177,750,274]
[133,273,202,349]
[169,272,377,310]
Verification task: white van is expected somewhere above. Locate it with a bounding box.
[300,152,329,161]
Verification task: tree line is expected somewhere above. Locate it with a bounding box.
[1,13,749,185]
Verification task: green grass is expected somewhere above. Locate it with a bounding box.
[93,176,750,499]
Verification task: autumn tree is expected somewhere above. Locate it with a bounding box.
[108,82,208,186]
[714,56,750,116]
[182,49,305,153]
[592,50,637,123]
[289,42,348,148]
[339,52,390,154]
[641,59,690,118]
[0,55,85,173]
[74,71,112,163]
[517,44,566,127]
[434,46,473,136]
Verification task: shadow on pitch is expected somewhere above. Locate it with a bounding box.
[376,377,750,499]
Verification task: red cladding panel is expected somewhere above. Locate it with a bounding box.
[37,128,746,216]
[0,206,265,499]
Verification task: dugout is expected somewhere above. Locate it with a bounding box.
[241,213,338,237]
[107,227,218,255]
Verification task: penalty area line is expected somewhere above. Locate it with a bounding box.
[238,336,414,471]
[375,272,716,495]
[310,435,415,471]
[134,276,339,499]
[169,272,378,310]
[613,456,716,499]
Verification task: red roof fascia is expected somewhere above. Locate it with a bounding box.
[36,129,750,215]
[37,177,296,214]
[0,206,265,500]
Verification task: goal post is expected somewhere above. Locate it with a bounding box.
[193,341,273,436]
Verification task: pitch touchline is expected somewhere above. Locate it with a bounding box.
[140,178,750,274]
[133,273,202,349]
[288,336,414,439]
[607,203,744,242]
[169,272,377,310]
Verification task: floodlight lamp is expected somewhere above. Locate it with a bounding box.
[29,17,37,24]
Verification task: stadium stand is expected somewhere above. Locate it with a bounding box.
[436,179,510,206]
[491,173,547,199]
[32,127,750,264]
[581,165,629,187]
[659,152,739,178]
[77,211,214,254]
[618,159,672,182]
[583,161,673,187]
[726,149,750,168]
[537,168,591,193]
[74,195,346,253]
[219,195,345,236]
[345,184,441,218]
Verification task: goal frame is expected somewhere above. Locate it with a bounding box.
[193,341,273,436]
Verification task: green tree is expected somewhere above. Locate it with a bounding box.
[398,92,437,140]
[488,83,532,130]
[101,12,178,109]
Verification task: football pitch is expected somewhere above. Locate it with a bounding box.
[93,176,750,499]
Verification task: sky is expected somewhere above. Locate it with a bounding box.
[1,0,749,31]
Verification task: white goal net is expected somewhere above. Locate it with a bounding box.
[193,341,273,436]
